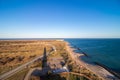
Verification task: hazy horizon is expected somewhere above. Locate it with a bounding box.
[0,0,120,38]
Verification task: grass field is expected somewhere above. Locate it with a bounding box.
[5,68,29,80]
[0,40,54,74]
[0,40,102,80]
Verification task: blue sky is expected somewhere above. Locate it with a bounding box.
[0,0,120,38]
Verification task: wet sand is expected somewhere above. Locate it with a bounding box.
[66,42,119,80]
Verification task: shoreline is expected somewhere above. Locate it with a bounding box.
[78,47,120,79]
[94,62,120,79]
[66,42,119,80]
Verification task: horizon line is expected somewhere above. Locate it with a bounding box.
[0,37,120,39]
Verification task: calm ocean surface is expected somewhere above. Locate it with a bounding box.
[65,39,120,74]
[1,38,120,74]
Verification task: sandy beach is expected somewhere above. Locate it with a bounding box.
[66,42,119,80]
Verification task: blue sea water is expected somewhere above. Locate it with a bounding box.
[1,38,120,74]
[65,38,120,74]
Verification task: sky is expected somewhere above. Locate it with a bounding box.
[0,0,120,38]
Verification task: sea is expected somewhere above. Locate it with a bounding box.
[65,38,120,75]
[1,38,120,74]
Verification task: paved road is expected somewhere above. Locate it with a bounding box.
[0,45,56,80]
[24,68,42,80]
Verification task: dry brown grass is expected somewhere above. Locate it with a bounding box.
[5,68,29,80]
[60,42,103,80]
[0,40,103,80]
[0,40,55,75]
[30,75,40,80]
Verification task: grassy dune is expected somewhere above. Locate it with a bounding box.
[0,40,53,75]
[0,40,102,80]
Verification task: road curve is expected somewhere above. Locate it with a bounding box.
[0,55,44,80]
[0,45,56,80]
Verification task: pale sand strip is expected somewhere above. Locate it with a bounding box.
[66,42,119,80]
